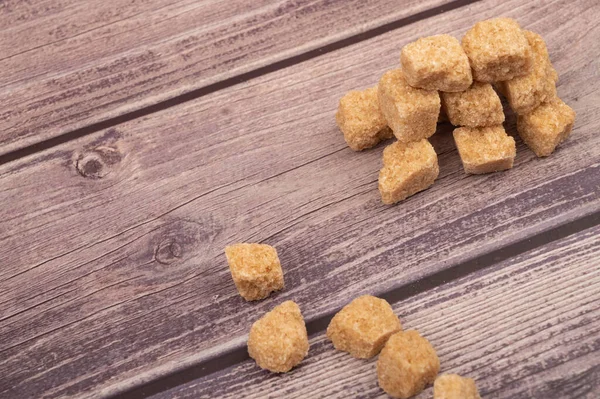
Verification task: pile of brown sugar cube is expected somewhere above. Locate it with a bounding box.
[336,17,576,205]
[223,17,578,399]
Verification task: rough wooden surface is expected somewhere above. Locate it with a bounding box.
[1,0,599,398]
[0,0,460,157]
[156,225,600,399]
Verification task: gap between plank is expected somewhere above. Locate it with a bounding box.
[0,0,481,167]
[108,208,600,399]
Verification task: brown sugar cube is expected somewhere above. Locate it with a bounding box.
[441,82,504,127]
[377,330,440,399]
[225,243,284,301]
[498,31,558,114]
[401,34,472,92]
[247,301,309,373]
[434,374,481,399]
[326,295,401,359]
[517,98,576,157]
[336,86,393,151]
[462,17,533,82]
[378,139,439,205]
[378,69,440,143]
[453,125,516,174]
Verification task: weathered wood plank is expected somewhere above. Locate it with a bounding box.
[1,0,599,397]
[159,225,600,399]
[0,0,461,157]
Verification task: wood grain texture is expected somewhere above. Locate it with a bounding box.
[1,0,599,397]
[160,225,600,399]
[0,0,460,157]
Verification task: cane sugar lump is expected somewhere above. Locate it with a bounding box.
[517,98,576,157]
[378,139,439,205]
[377,330,440,399]
[326,295,401,359]
[378,69,440,143]
[401,34,472,92]
[336,86,393,151]
[434,374,481,399]
[441,82,504,127]
[225,243,284,301]
[462,18,533,82]
[498,30,558,114]
[453,125,516,174]
[247,301,309,373]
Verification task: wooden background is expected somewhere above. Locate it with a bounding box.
[0,0,598,398]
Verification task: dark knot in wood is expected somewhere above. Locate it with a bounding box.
[76,146,121,179]
[155,240,183,265]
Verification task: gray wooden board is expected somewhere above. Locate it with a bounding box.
[0,0,461,156]
[0,0,599,397]
[153,225,600,399]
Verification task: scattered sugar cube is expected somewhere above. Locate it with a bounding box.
[378,69,440,143]
[379,139,439,205]
[335,86,393,151]
[247,301,309,373]
[401,34,472,92]
[434,374,481,399]
[326,295,401,359]
[462,18,533,82]
[498,31,558,114]
[225,243,284,301]
[453,125,516,174]
[377,330,440,399]
[517,98,576,157]
[442,82,504,127]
